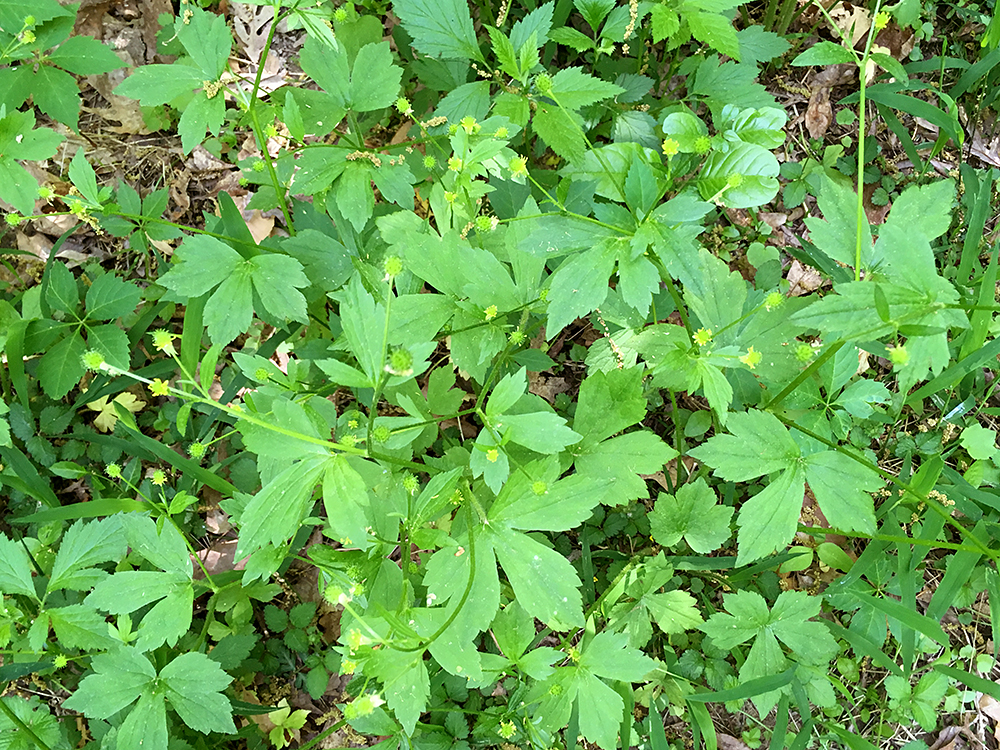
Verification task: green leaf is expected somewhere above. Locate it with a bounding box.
[533,103,587,163]
[575,0,617,31]
[176,6,232,78]
[248,253,309,325]
[491,471,607,531]
[804,175,872,270]
[114,65,204,105]
[581,630,656,681]
[323,456,373,550]
[497,411,582,454]
[393,0,483,61]
[159,652,236,734]
[85,273,141,321]
[178,90,226,154]
[575,431,678,504]
[698,141,780,209]
[48,517,125,593]
[49,603,120,651]
[649,478,733,552]
[877,179,954,288]
[735,464,805,565]
[549,26,595,51]
[118,692,168,750]
[48,35,124,75]
[0,158,44,216]
[549,67,625,110]
[38,330,86,399]
[574,367,647,444]
[493,525,584,630]
[237,455,328,557]
[792,40,857,66]
[335,161,376,232]
[159,235,241,298]
[350,42,403,111]
[686,10,740,59]
[366,649,429,734]
[0,533,37,599]
[644,590,704,635]
[85,324,130,370]
[547,240,618,335]
[31,65,82,129]
[962,424,997,460]
[803,451,878,534]
[650,4,681,42]
[62,647,155,719]
[511,2,554,49]
[46,262,80,315]
[688,409,798,480]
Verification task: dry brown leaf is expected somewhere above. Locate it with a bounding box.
[245,210,276,243]
[193,539,247,578]
[717,734,751,750]
[787,259,825,296]
[805,88,833,139]
[829,2,871,45]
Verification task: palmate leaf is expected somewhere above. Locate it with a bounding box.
[159,236,308,345]
[689,409,879,563]
[63,647,234,750]
[393,0,482,61]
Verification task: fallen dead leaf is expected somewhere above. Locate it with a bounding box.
[787,259,825,296]
[805,87,833,139]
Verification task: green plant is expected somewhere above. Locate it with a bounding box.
[3,0,1000,748]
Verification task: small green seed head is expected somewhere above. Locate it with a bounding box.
[423,155,437,169]
[383,255,404,278]
[386,346,414,376]
[694,135,712,154]
[82,350,106,372]
[373,425,391,443]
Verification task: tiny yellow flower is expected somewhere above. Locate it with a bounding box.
[149,378,170,397]
[764,291,784,310]
[694,328,713,346]
[510,155,528,178]
[151,329,178,356]
[447,156,463,172]
[739,346,762,370]
[662,138,680,157]
[486,448,499,463]
[484,304,498,321]
[106,463,122,478]
[151,469,167,486]
[888,344,909,367]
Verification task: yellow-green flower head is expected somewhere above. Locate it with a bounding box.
[694,135,712,154]
[151,469,167,486]
[535,73,553,94]
[888,344,909,367]
[486,448,499,463]
[82,350,106,372]
[460,116,479,134]
[149,378,170,396]
[402,473,419,494]
[373,425,391,443]
[875,10,890,29]
[475,214,495,232]
[5,212,23,226]
[794,342,816,362]
[531,480,547,495]
[493,126,509,139]
[189,441,207,459]
[386,346,414,376]
[383,255,404,278]
[739,346,762,370]
[447,155,463,172]
[484,304,498,320]
[423,155,437,169]
[726,173,744,188]
[106,463,122,479]
[395,97,411,114]
[152,329,178,356]
[662,138,680,157]
[333,6,348,22]
[694,328,713,346]
[765,291,785,310]
[510,155,528,178]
